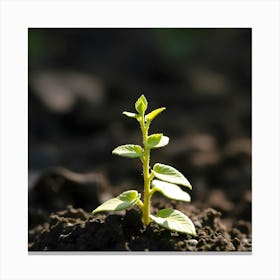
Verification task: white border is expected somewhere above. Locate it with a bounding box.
[1,0,279,280]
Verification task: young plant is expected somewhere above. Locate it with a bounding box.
[92,95,196,236]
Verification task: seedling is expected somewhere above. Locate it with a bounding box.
[92,95,196,236]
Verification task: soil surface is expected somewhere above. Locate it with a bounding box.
[29,205,251,252]
[28,169,251,252]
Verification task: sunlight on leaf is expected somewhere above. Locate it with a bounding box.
[92,190,140,214]
[152,163,192,189]
[151,179,191,202]
[112,144,144,158]
[145,107,166,122]
[145,133,169,149]
[150,208,196,235]
[122,111,139,118]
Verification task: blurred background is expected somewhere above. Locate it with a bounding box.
[28,28,251,224]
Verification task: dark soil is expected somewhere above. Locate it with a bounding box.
[29,198,251,252]
[28,167,251,252]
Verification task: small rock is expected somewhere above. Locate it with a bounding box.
[194,221,202,228]
[187,239,198,246]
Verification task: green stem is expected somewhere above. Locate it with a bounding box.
[149,186,158,197]
[143,148,151,225]
[141,115,152,225]
[136,199,144,209]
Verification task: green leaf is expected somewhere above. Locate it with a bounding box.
[145,134,169,149]
[151,179,191,202]
[135,94,148,114]
[112,144,143,158]
[152,135,169,148]
[145,133,162,147]
[150,208,196,236]
[122,111,139,118]
[145,107,166,122]
[92,190,140,214]
[152,163,192,189]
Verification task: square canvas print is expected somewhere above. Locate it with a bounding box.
[28,28,251,252]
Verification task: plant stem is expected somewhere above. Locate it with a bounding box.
[141,116,151,225]
[143,147,151,225]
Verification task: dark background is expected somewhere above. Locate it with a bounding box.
[28,28,251,209]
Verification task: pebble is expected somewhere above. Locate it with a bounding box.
[188,239,198,246]
[194,221,202,228]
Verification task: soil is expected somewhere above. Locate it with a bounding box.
[28,205,251,252]
[28,169,251,252]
